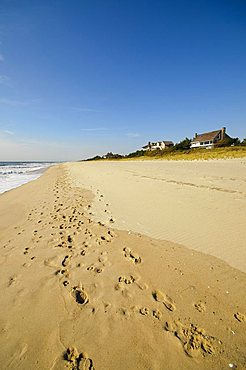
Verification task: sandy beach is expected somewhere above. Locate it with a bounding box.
[0,161,245,369]
[68,159,246,272]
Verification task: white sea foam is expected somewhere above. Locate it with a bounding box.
[0,162,55,194]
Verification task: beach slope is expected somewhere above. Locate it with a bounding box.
[0,162,245,369]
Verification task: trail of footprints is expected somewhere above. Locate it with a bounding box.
[6,174,244,367]
[56,178,229,362]
[46,177,190,365]
[64,347,95,370]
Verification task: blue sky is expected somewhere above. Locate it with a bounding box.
[0,0,246,160]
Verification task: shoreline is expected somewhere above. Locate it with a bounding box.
[0,163,56,196]
[0,163,245,369]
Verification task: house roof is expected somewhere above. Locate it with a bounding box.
[162,141,174,145]
[192,130,221,142]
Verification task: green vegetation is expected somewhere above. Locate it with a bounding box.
[85,138,246,161]
[215,136,240,147]
[127,150,145,158]
[85,155,102,161]
[132,146,246,160]
[173,137,191,150]
[85,152,124,161]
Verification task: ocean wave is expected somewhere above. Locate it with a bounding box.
[0,162,56,194]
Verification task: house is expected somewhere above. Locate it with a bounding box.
[190,127,230,149]
[142,141,174,151]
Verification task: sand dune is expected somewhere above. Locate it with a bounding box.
[0,162,245,369]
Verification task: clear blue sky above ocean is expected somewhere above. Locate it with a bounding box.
[0,0,245,160]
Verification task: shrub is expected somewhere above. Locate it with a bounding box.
[174,138,191,150]
[86,155,102,161]
[127,150,145,158]
[104,152,124,159]
[215,137,240,147]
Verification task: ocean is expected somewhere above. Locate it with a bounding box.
[0,162,56,194]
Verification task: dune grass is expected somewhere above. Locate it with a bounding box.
[116,146,246,161]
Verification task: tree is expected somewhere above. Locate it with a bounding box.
[174,137,191,150]
[104,152,124,159]
[216,137,240,147]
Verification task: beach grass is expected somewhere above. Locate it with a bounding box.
[103,146,246,161]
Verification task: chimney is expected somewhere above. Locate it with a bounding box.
[221,127,226,140]
[195,133,198,138]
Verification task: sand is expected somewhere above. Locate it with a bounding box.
[0,161,245,370]
[67,159,246,272]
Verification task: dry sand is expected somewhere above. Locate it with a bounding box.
[67,159,246,273]
[0,162,245,370]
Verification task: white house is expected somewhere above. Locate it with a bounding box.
[190,127,229,149]
[142,141,174,151]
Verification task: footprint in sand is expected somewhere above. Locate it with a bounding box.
[194,301,206,313]
[107,230,116,238]
[118,276,135,285]
[71,286,89,306]
[64,347,95,370]
[98,254,108,263]
[139,307,150,316]
[123,247,142,264]
[115,275,136,291]
[96,235,111,245]
[8,275,18,287]
[153,290,176,312]
[103,302,111,313]
[165,320,215,358]
[95,267,103,274]
[87,265,95,271]
[62,255,71,267]
[153,309,162,320]
[56,269,69,278]
[87,265,103,274]
[234,312,246,322]
[67,235,73,243]
[118,307,131,318]
[82,241,92,248]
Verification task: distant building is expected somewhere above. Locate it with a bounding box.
[142,141,174,151]
[190,127,230,149]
